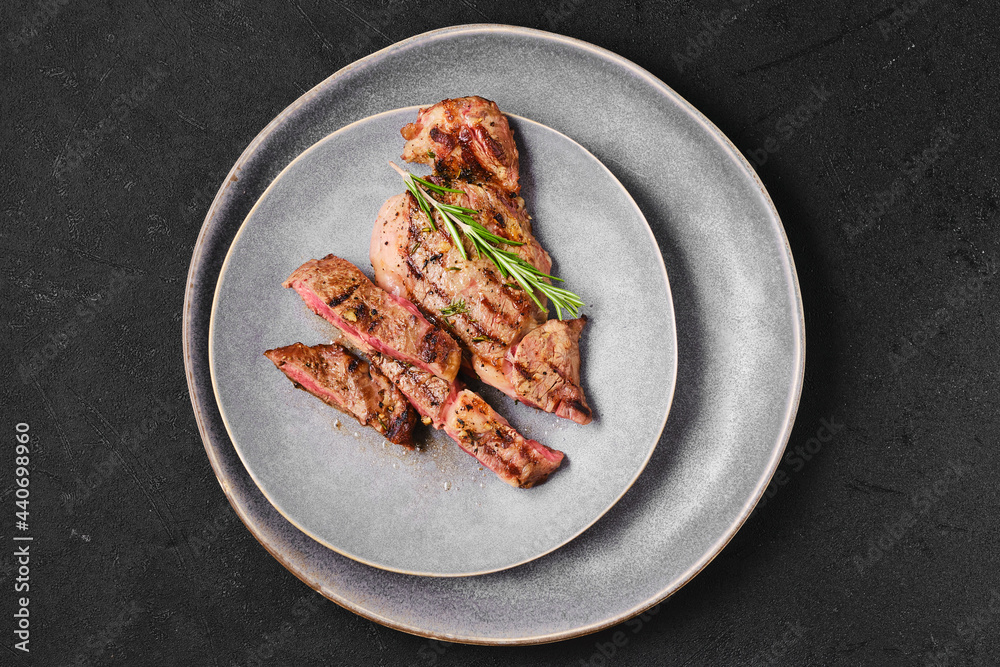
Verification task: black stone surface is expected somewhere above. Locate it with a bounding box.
[2,1,999,665]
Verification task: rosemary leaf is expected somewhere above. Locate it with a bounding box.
[439,299,468,317]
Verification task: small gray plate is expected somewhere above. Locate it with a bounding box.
[209,108,676,576]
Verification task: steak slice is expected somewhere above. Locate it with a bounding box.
[367,351,459,430]
[344,343,564,487]
[284,254,461,382]
[264,342,417,447]
[504,317,592,425]
[371,356,563,488]
[361,350,563,487]
[283,260,566,487]
[400,96,520,194]
[443,389,564,489]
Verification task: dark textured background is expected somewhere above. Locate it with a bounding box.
[2,0,999,665]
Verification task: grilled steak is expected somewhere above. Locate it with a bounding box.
[283,256,566,487]
[371,193,539,389]
[505,317,592,425]
[392,98,592,425]
[431,177,551,279]
[342,336,562,486]
[371,191,591,424]
[284,254,461,382]
[364,351,562,486]
[400,96,520,194]
[264,342,417,447]
[370,358,563,487]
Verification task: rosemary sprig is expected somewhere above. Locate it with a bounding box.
[439,299,468,318]
[390,163,585,320]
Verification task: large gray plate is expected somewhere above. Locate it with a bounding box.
[184,25,804,643]
[209,108,675,576]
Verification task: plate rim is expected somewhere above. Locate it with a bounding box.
[207,105,678,577]
[182,23,805,645]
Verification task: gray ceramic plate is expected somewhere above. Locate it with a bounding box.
[184,25,804,644]
[209,107,676,576]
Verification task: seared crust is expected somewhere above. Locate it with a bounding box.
[283,254,566,486]
[371,189,590,424]
[282,259,566,486]
[505,317,592,425]
[401,96,520,194]
[264,342,418,447]
[432,178,552,283]
[367,351,457,430]
[371,194,540,380]
[443,390,563,488]
[284,254,461,382]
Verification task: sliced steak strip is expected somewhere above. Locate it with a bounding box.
[264,342,417,447]
[504,317,592,425]
[367,356,563,488]
[443,389,564,488]
[400,96,520,194]
[371,356,564,488]
[287,256,565,487]
[284,254,461,382]
[367,352,459,430]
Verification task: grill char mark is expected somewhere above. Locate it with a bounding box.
[284,254,461,382]
[400,96,520,195]
[325,281,359,308]
[444,390,562,488]
[264,342,417,447]
[293,250,566,486]
[504,318,592,425]
[400,198,529,348]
